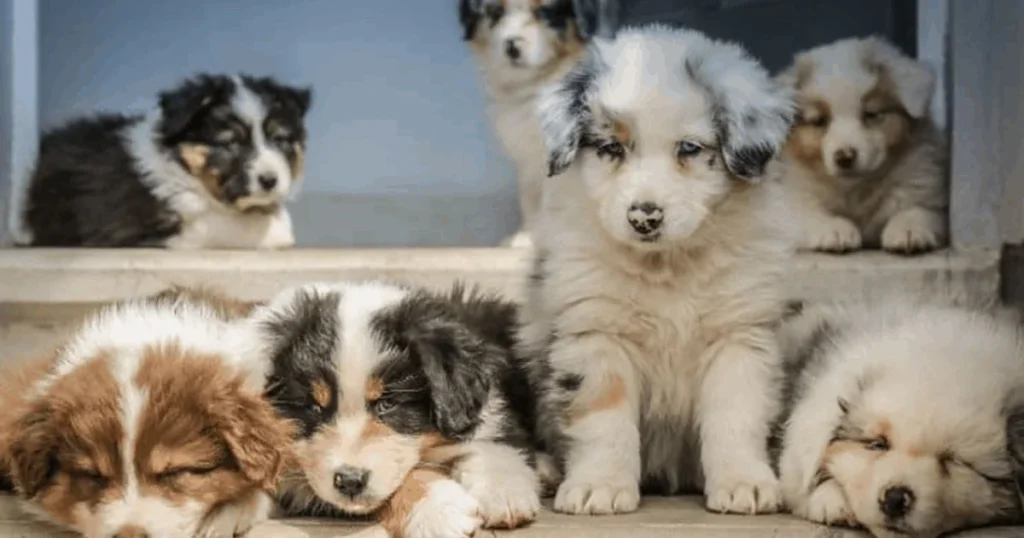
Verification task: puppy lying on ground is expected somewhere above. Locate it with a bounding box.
[0,287,294,538]
[241,281,545,538]
[777,36,948,254]
[775,294,1024,537]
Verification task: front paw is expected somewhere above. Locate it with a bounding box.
[881,210,943,254]
[197,492,273,537]
[802,216,862,253]
[404,480,482,538]
[259,212,296,250]
[554,476,640,515]
[799,480,857,527]
[501,230,533,249]
[704,462,782,515]
[462,473,540,529]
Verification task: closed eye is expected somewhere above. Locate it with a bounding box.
[67,467,108,484]
[156,464,220,480]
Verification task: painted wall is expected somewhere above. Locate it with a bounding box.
[0,0,11,242]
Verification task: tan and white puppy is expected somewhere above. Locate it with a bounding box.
[778,36,948,254]
[0,288,294,538]
[458,0,596,248]
[521,25,797,515]
[776,295,1024,537]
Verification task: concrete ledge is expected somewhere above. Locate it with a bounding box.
[0,495,1018,537]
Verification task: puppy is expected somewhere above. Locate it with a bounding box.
[241,281,543,537]
[458,0,595,248]
[0,288,294,538]
[775,295,1024,537]
[777,36,948,254]
[18,73,312,249]
[520,25,796,515]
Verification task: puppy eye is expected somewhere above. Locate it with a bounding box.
[862,110,883,124]
[676,141,703,160]
[596,141,626,161]
[865,437,890,451]
[372,398,396,415]
[485,4,504,23]
[69,468,108,485]
[157,465,219,481]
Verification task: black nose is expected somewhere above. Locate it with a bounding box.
[627,202,664,236]
[257,173,278,190]
[333,466,370,497]
[834,147,858,170]
[880,486,914,519]
[505,38,522,60]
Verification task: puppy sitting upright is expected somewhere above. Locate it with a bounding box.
[458,0,594,248]
[242,281,542,538]
[521,25,796,515]
[778,36,948,254]
[18,73,311,249]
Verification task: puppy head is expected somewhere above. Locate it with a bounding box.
[5,301,291,538]
[459,0,589,85]
[156,73,313,212]
[820,321,1024,538]
[779,36,934,178]
[539,25,794,249]
[252,282,498,514]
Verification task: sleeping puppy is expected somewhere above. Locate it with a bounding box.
[520,25,796,515]
[775,294,1024,537]
[458,0,599,248]
[241,281,542,538]
[0,288,295,538]
[17,73,311,249]
[777,36,948,254]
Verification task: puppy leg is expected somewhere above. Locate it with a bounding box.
[379,467,481,538]
[803,479,856,526]
[449,441,541,528]
[794,203,862,253]
[880,206,946,254]
[197,491,280,538]
[257,208,296,250]
[550,335,641,515]
[698,329,782,514]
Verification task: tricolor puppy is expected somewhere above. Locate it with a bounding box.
[17,73,311,249]
[776,294,1024,537]
[458,0,599,248]
[777,36,948,254]
[242,281,543,538]
[520,25,796,515]
[0,287,294,538]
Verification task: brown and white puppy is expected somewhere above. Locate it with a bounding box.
[0,288,294,538]
[458,0,599,248]
[776,294,1024,537]
[778,36,948,254]
[241,281,544,538]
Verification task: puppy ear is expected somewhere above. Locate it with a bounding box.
[863,36,935,120]
[458,0,483,41]
[210,381,294,490]
[686,41,796,181]
[157,74,233,141]
[283,87,313,118]
[539,53,600,177]
[411,321,496,440]
[6,403,59,498]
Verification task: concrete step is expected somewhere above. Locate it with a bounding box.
[0,495,1018,537]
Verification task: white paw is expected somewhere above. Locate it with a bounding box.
[801,480,856,527]
[465,473,540,529]
[802,216,862,253]
[196,492,273,537]
[259,211,296,250]
[501,230,533,249]
[881,210,943,254]
[704,462,782,515]
[553,476,640,515]
[404,480,482,538]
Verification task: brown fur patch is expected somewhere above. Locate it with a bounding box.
[566,374,626,424]
[378,467,447,538]
[177,143,223,200]
[861,74,913,153]
[365,377,384,402]
[785,97,832,169]
[311,379,333,409]
[359,417,396,445]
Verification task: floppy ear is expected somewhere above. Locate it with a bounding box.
[6,403,59,498]
[410,321,496,440]
[686,41,796,181]
[157,74,233,141]
[458,0,484,41]
[863,36,935,120]
[282,86,313,118]
[210,381,294,490]
[539,53,600,177]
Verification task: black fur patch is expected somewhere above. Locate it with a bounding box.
[261,289,343,438]
[545,53,602,176]
[458,0,483,40]
[557,373,583,392]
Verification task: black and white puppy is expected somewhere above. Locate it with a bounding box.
[241,281,543,538]
[18,73,311,249]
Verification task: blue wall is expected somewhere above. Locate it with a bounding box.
[39,0,519,246]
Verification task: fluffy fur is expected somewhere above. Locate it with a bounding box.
[459,0,595,248]
[520,25,797,516]
[18,73,312,249]
[240,281,544,538]
[775,294,1024,537]
[0,288,294,538]
[777,36,948,254]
